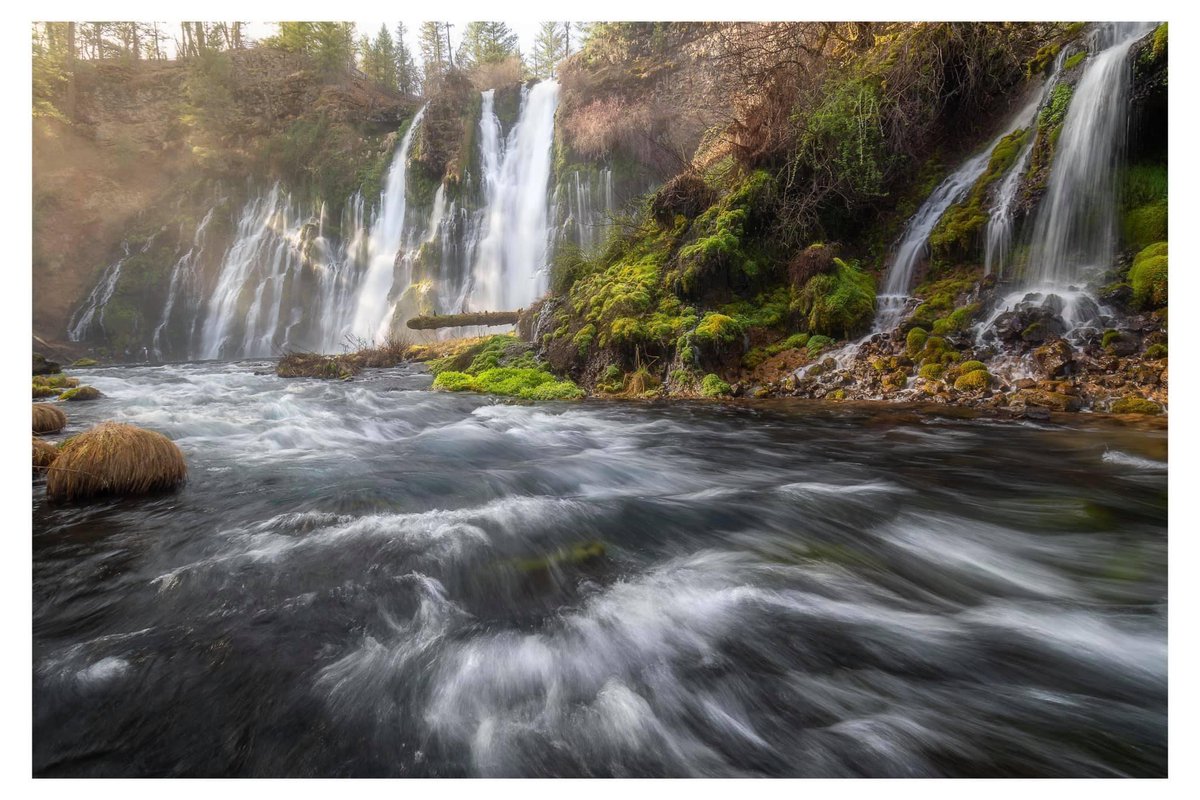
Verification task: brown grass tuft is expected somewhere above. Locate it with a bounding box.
[33,437,58,473]
[32,403,67,434]
[46,422,187,502]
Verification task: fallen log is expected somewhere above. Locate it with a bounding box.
[406,310,521,330]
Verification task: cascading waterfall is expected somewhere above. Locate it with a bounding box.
[153,206,217,360]
[984,53,1069,278]
[349,106,427,341]
[68,236,158,344]
[1022,22,1155,288]
[874,95,1042,332]
[466,81,560,313]
[557,167,614,253]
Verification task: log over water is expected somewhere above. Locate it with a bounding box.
[406,310,521,329]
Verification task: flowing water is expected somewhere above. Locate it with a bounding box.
[33,362,1167,777]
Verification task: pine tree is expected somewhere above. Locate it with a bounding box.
[531,21,568,78]
[394,23,420,96]
[456,21,520,70]
[360,24,398,90]
[418,22,449,86]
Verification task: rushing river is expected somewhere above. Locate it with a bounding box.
[32,361,1167,777]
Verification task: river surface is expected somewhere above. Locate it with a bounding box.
[32,361,1168,777]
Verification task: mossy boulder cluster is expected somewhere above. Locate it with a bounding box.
[429,335,584,401]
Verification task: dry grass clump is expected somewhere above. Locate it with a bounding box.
[33,437,58,473]
[32,403,67,434]
[46,422,187,502]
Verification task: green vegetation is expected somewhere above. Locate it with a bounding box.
[71,358,98,367]
[1145,343,1168,359]
[1123,202,1168,251]
[59,385,102,401]
[1063,51,1086,70]
[430,335,584,401]
[1110,396,1162,415]
[1129,242,1168,309]
[906,327,928,356]
[953,369,990,391]
[794,258,875,338]
[930,128,1028,260]
[700,373,732,397]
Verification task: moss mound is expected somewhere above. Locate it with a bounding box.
[430,335,583,401]
[71,358,99,367]
[32,403,67,434]
[1129,242,1168,309]
[700,373,732,397]
[1110,396,1162,415]
[33,383,57,399]
[953,369,991,391]
[795,258,875,338]
[34,373,80,390]
[59,386,103,402]
[33,437,58,473]
[46,422,187,502]
[1123,202,1168,251]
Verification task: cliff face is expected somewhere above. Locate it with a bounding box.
[33,48,415,347]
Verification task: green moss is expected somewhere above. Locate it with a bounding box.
[806,335,834,357]
[794,258,876,338]
[432,371,475,391]
[524,381,587,401]
[931,303,980,335]
[1110,396,1162,415]
[1129,242,1168,309]
[1026,42,1061,78]
[700,373,732,397]
[694,312,744,344]
[1063,51,1086,70]
[71,358,98,367]
[1152,22,1168,61]
[33,383,57,399]
[953,369,990,391]
[33,373,79,389]
[1040,83,1074,130]
[1144,343,1168,359]
[930,129,1028,260]
[1124,163,1168,209]
[955,360,987,376]
[676,170,774,283]
[906,327,928,356]
[572,323,596,356]
[918,363,945,380]
[1123,201,1168,251]
[1101,329,1122,349]
[59,385,102,401]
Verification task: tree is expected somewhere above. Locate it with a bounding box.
[531,21,566,79]
[360,24,398,90]
[394,23,420,96]
[456,21,520,71]
[418,22,450,86]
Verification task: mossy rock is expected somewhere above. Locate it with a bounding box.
[71,358,99,367]
[795,258,875,338]
[33,383,58,399]
[1123,201,1168,251]
[700,373,732,397]
[59,386,103,402]
[33,373,79,390]
[1129,242,1168,310]
[1144,343,1168,359]
[953,369,991,392]
[1110,396,1162,415]
[918,363,945,381]
[905,327,928,356]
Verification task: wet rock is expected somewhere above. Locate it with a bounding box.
[33,353,60,376]
[1100,283,1133,312]
[1020,317,1066,343]
[1104,330,1140,357]
[1014,378,1037,390]
[1032,339,1073,378]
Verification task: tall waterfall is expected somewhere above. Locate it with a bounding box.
[1021,22,1155,288]
[153,205,217,359]
[68,235,158,344]
[349,106,427,340]
[466,81,560,313]
[984,54,1068,278]
[874,96,1040,331]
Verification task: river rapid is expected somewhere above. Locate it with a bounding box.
[32,361,1167,777]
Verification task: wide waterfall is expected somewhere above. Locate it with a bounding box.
[70,81,579,361]
[1021,22,1155,288]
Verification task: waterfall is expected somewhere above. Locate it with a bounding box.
[153,206,217,360]
[68,235,158,344]
[874,98,1040,332]
[349,106,427,341]
[466,81,560,313]
[1022,22,1155,288]
[557,166,614,254]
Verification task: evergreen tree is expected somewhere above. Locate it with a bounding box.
[456,21,520,70]
[360,24,398,90]
[418,22,450,86]
[394,23,420,96]
[531,21,567,78]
